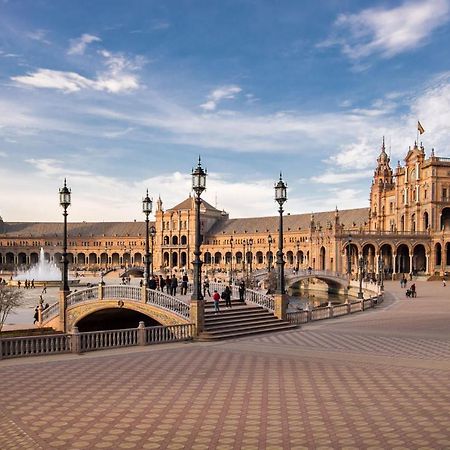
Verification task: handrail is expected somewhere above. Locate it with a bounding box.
[66,287,98,306]
[103,285,141,301]
[245,289,275,312]
[146,289,190,319]
[0,334,71,358]
[41,302,59,321]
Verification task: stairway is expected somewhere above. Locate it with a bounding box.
[199,299,297,341]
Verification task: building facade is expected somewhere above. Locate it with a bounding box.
[1,140,450,279]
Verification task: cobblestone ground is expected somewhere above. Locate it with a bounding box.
[1,280,450,449]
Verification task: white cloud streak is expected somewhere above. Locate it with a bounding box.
[68,33,101,55]
[320,0,450,60]
[200,85,242,111]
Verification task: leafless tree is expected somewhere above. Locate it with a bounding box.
[0,286,24,332]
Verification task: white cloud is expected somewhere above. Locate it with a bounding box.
[311,170,373,184]
[26,29,51,45]
[0,151,7,157]
[68,33,101,55]
[326,138,378,170]
[11,50,141,94]
[200,85,242,111]
[320,0,450,60]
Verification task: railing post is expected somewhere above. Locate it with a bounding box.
[141,285,147,303]
[273,293,288,321]
[58,290,69,332]
[98,283,104,300]
[346,298,351,315]
[71,326,81,354]
[138,321,146,346]
[328,301,334,319]
[190,299,204,337]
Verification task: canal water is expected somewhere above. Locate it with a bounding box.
[287,290,349,312]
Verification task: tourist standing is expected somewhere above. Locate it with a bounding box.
[410,283,416,298]
[213,290,220,313]
[222,285,232,308]
[181,273,188,295]
[148,276,157,290]
[159,275,165,292]
[238,280,245,302]
[443,278,446,287]
[170,275,178,296]
[203,278,211,298]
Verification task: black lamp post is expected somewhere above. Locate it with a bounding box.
[358,255,364,300]
[59,179,71,293]
[242,240,247,278]
[379,254,384,290]
[347,235,352,277]
[191,157,207,302]
[229,236,234,284]
[274,173,287,294]
[296,240,300,272]
[268,234,273,272]
[150,225,156,277]
[248,238,253,275]
[142,190,153,286]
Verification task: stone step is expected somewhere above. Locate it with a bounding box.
[205,316,280,332]
[199,323,297,341]
[204,306,267,316]
[205,310,273,324]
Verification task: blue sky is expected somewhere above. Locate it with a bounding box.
[1,0,450,221]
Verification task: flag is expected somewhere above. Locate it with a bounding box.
[418,121,425,135]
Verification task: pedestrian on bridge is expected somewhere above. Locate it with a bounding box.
[222,285,232,308]
[213,290,220,313]
[170,275,178,296]
[159,275,165,292]
[165,275,171,294]
[203,278,211,298]
[181,274,189,295]
[238,280,245,302]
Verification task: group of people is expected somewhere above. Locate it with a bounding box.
[15,279,36,289]
[210,280,246,314]
[138,274,190,296]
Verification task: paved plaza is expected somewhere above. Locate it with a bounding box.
[1,280,450,449]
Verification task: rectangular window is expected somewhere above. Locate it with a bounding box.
[443,188,447,200]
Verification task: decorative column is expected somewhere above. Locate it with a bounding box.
[392,253,397,277]
[426,253,430,275]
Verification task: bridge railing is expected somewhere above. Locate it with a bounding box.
[41,302,60,322]
[104,285,141,301]
[66,287,98,306]
[286,294,383,325]
[245,289,275,312]
[288,269,348,281]
[1,323,195,359]
[146,289,190,319]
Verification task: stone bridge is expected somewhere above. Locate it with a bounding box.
[286,269,350,293]
[42,285,191,332]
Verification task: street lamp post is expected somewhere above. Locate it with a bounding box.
[150,225,156,278]
[358,255,364,300]
[59,179,71,293]
[347,235,352,278]
[142,190,153,286]
[274,173,287,294]
[379,254,384,291]
[296,240,300,273]
[191,157,207,302]
[248,238,253,275]
[242,240,247,279]
[268,234,273,272]
[229,236,234,284]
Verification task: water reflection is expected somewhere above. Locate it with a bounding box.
[288,290,348,312]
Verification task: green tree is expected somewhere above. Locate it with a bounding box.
[0,286,24,332]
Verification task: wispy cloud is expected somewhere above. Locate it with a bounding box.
[200,85,242,111]
[311,170,373,184]
[320,0,450,60]
[68,33,101,55]
[11,50,142,93]
[26,29,51,45]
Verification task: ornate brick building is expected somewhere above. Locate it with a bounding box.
[1,140,450,278]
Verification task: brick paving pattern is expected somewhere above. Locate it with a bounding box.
[1,280,450,449]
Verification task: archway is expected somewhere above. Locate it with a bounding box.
[435,243,442,267]
[77,253,86,266]
[6,252,14,265]
[89,253,98,265]
[235,251,243,265]
[319,246,326,270]
[100,253,108,266]
[180,235,187,245]
[18,252,27,265]
[413,244,426,274]
[447,243,450,267]
[345,243,359,275]
[76,308,160,332]
[214,252,222,265]
[180,251,187,267]
[163,235,170,245]
[441,208,450,230]
[204,252,212,264]
[362,243,376,275]
[286,251,294,266]
[30,253,39,265]
[112,253,120,265]
[134,253,142,265]
[172,252,178,267]
[54,253,62,267]
[256,251,263,264]
[172,236,178,245]
[396,244,410,274]
[423,211,429,230]
[379,243,393,278]
[225,252,232,264]
[163,252,170,267]
[123,253,131,266]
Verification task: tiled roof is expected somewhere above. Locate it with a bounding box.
[168,196,220,212]
[0,221,153,238]
[208,208,370,235]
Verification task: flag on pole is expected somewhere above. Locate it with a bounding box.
[418,121,425,135]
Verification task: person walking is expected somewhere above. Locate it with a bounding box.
[170,275,178,296]
[165,275,171,294]
[410,283,416,298]
[33,306,39,324]
[222,285,232,308]
[203,278,211,298]
[238,280,245,302]
[212,289,220,314]
[148,276,157,290]
[443,278,446,287]
[159,275,165,292]
[181,273,188,295]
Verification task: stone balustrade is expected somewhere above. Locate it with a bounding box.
[245,289,275,312]
[146,289,190,319]
[0,322,195,359]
